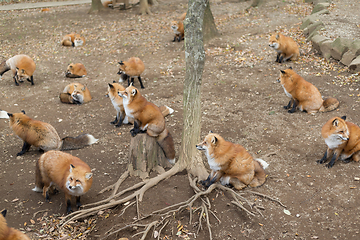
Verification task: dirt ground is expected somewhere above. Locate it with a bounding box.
[1,0,360,239]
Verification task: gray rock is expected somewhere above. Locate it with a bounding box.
[330,38,353,61]
[311,35,330,53]
[341,50,357,66]
[303,21,324,36]
[349,56,360,73]
[301,15,322,30]
[311,3,330,14]
[319,40,333,60]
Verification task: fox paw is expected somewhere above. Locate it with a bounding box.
[325,162,334,168]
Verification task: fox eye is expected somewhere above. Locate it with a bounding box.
[339,131,344,133]
[70,177,73,181]
[76,180,81,183]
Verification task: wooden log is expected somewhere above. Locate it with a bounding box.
[129,133,172,179]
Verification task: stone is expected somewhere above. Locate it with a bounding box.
[330,38,353,61]
[311,3,330,14]
[319,40,333,60]
[349,56,360,73]
[349,40,360,55]
[303,21,324,36]
[341,50,357,66]
[301,15,321,30]
[313,0,331,4]
[311,35,330,53]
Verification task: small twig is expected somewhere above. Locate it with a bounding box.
[196,205,204,234]
[136,195,140,220]
[231,201,255,216]
[98,170,129,196]
[203,202,212,240]
[246,190,287,208]
[157,220,169,240]
[208,209,221,224]
[32,209,48,219]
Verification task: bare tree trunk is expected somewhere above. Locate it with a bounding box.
[180,0,209,180]
[88,0,106,13]
[203,2,219,43]
[139,0,151,14]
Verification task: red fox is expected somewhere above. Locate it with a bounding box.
[196,131,269,190]
[318,116,360,168]
[61,33,85,47]
[278,68,339,114]
[0,209,30,240]
[171,12,186,42]
[118,85,175,163]
[60,83,92,104]
[0,55,36,86]
[106,82,174,127]
[7,111,98,156]
[102,0,113,7]
[32,151,93,214]
[65,63,87,78]
[118,57,145,89]
[269,33,300,63]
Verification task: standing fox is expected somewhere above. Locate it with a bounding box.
[0,55,36,86]
[196,132,269,190]
[7,111,98,156]
[61,33,85,47]
[118,57,145,89]
[269,33,300,63]
[32,151,93,214]
[106,82,174,127]
[60,82,92,104]
[318,116,360,168]
[0,209,30,240]
[65,63,87,78]
[278,68,339,114]
[118,85,176,164]
[171,12,186,42]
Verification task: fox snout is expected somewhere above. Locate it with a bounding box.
[276,78,280,83]
[117,70,122,75]
[340,135,349,141]
[196,144,205,151]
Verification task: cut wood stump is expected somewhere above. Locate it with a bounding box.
[129,133,172,179]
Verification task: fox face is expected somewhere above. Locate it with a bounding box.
[118,85,137,103]
[171,21,180,33]
[323,116,349,149]
[269,34,280,50]
[66,164,93,196]
[7,111,26,127]
[15,68,31,82]
[74,35,84,47]
[196,132,221,171]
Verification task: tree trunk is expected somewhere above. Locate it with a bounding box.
[139,0,151,15]
[180,0,209,180]
[203,2,219,43]
[88,0,106,13]
[129,134,171,180]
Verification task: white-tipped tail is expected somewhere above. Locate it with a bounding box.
[0,110,9,119]
[87,134,99,145]
[165,106,174,115]
[256,158,269,170]
[168,158,176,164]
[32,186,42,192]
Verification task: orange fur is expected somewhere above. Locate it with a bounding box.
[61,33,85,47]
[60,82,92,104]
[278,68,339,114]
[0,210,30,240]
[33,151,93,214]
[7,111,98,156]
[0,55,36,86]
[74,34,85,47]
[102,0,112,7]
[196,132,268,190]
[65,63,87,78]
[171,20,184,42]
[118,86,175,163]
[118,57,145,88]
[269,33,299,63]
[318,116,360,168]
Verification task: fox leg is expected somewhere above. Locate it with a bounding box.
[138,76,145,89]
[29,76,34,85]
[284,99,293,109]
[229,178,247,190]
[42,183,51,202]
[326,149,341,168]
[199,174,211,187]
[172,35,177,42]
[65,193,73,214]
[110,113,118,125]
[288,99,298,113]
[130,120,146,137]
[115,110,126,127]
[317,148,332,164]
[352,152,360,162]
[276,53,281,63]
[13,73,20,86]
[17,141,31,156]
[76,196,82,209]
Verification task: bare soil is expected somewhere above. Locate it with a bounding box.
[1,0,360,239]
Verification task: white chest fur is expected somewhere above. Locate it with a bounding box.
[205,151,221,171]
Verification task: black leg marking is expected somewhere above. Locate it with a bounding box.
[30,76,34,85]
[279,55,284,63]
[276,53,280,63]
[326,153,337,168]
[199,175,211,187]
[284,99,292,109]
[288,100,298,113]
[172,36,176,42]
[138,76,145,89]
[317,150,328,164]
[130,121,146,137]
[39,149,45,153]
[13,76,19,86]
[341,156,352,163]
[110,115,118,125]
[17,141,31,156]
[115,113,124,127]
[76,196,81,209]
[45,191,50,202]
[178,36,181,42]
[66,199,73,214]
[127,77,130,87]
[131,77,135,86]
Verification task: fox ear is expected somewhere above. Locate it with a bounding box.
[118,61,124,65]
[7,113,13,117]
[85,172,93,180]
[113,80,116,83]
[70,164,75,172]
[209,130,213,133]
[1,209,7,217]
[276,34,279,39]
[211,136,217,145]
[280,70,286,74]
[131,88,137,96]
[81,86,86,91]
[21,110,26,114]
[21,69,25,74]
[332,119,339,127]
[108,83,114,88]
[288,66,292,70]
[341,116,346,120]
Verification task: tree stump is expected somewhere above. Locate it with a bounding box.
[129,133,172,179]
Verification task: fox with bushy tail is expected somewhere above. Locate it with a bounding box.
[7,110,98,156]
